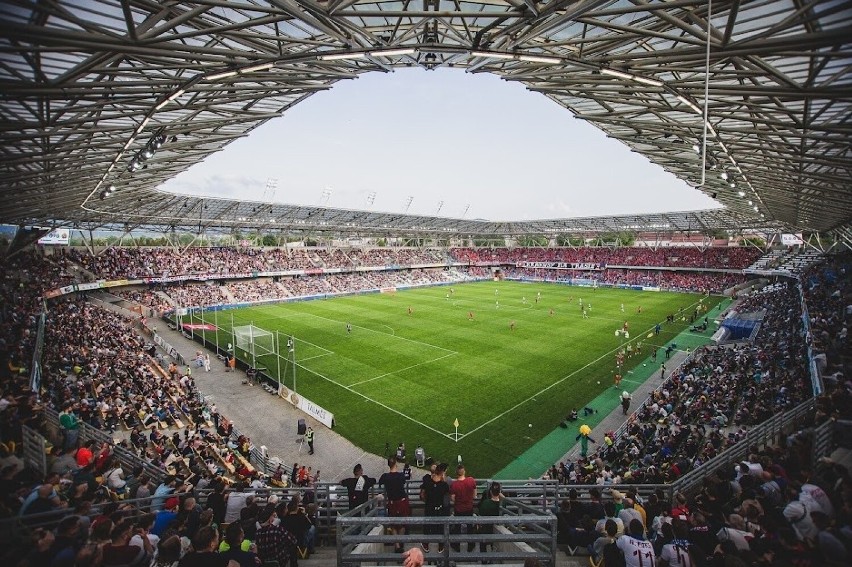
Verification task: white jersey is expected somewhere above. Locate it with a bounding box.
[660,542,693,567]
[617,535,656,567]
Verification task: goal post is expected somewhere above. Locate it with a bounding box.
[233,324,276,369]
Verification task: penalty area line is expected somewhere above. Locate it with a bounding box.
[349,352,459,387]
[293,361,457,440]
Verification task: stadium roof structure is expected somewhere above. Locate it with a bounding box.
[1,0,850,238]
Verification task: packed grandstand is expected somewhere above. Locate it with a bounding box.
[61,246,762,315]
[0,243,849,567]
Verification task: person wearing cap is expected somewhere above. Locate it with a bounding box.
[150,496,180,536]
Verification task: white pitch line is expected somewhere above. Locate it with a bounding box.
[349,352,459,387]
[293,361,456,440]
[457,296,709,440]
[298,352,334,363]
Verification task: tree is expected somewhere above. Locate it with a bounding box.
[261,234,277,247]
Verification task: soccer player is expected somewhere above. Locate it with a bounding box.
[509,320,515,331]
[623,320,629,332]
[495,288,499,296]
[614,372,622,389]
[549,308,554,317]
[408,306,413,316]
[621,303,625,312]
[522,296,526,305]
[468,311,474,321]
[446,293,450,301]
[582,308,589,319]
[637,306,642,314]
[579,298,583,309]
[495,300,499,309]
[346,322,352,335]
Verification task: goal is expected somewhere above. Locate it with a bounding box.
[233,325,276,359]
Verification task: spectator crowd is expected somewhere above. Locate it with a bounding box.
[0,245,848,567]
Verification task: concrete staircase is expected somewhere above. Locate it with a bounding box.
[219,285,236,303]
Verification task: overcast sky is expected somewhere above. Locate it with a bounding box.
[161,68,719,221]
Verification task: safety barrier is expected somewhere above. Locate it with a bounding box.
[672,397,816,496]
[337,495,557,566]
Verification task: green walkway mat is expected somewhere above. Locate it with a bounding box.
[494,298,730,480]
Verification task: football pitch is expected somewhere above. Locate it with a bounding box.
[185,281,719,475]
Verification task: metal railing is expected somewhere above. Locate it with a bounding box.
[42,407,166,484]
[337,495,557,566]
[672,397,817,496]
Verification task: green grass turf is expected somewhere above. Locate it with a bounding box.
[185,281,720,476]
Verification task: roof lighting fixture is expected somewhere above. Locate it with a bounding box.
[632,75,663,87]
[720,172,728,180]
[239,62,274,74]
[207,70,238,80]
[136,117,150,134]
[692,144,700,154]
[730,183,736,188]
[753,206,759,212]
[519,54,561,64]
[471,51,515,60]
[319,52,368,61]
[748,200,753,205]
[677,95,702,115]
[370,48,416,57]
[601,68,633,80]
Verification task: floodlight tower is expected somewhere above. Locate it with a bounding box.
[263,178,278,201]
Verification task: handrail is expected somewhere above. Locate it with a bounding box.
[42,407,166,484]
[672,397,816,495]
[337,496,557,566]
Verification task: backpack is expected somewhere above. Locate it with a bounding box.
[602,541,626,567]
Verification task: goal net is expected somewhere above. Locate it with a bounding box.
[233,325,276,358]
